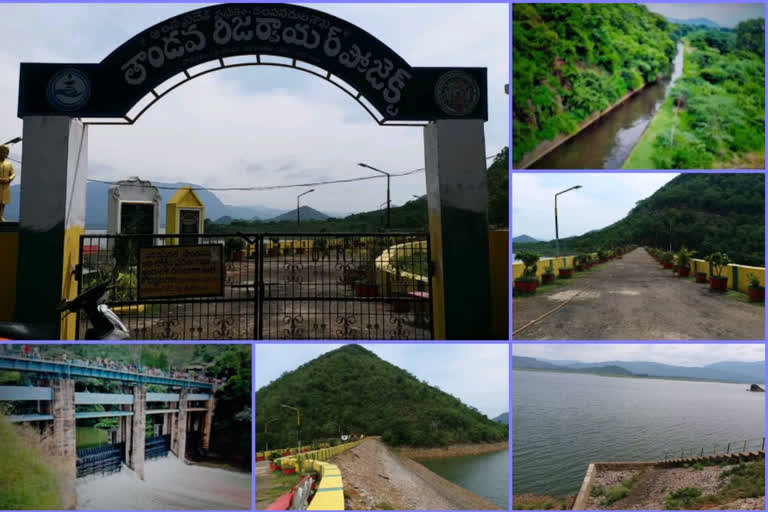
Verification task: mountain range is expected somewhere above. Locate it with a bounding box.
[269,206,329,222]
[492,412,509,425]
[665,17,721,29]
[513,234,540,243]
[513,356,765,384]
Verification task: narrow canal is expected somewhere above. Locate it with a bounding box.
[529,43,684,169]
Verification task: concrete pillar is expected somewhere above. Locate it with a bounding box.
[15,117,88,339]
[51,378,76,479]
[202,392,215,451]
[128,385,146,480]
[423,120,491,339]
[176,388,188,462]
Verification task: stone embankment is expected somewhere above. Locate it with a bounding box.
[397,441,508,459]
[331,438,501,510]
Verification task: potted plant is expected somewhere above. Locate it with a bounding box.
[705,252,730,292]
[268,237,280,257]
[661,251,674,269]
[542,269,555,285]
[354,260,379,297]
[747,273,764,303]
[615,248,623,259]
[558,266,574,278]
[695,270,708,283]
[514,251,540,294]
[575,253,589,272]
[597,248,609,263]
[675,246,696,277]
[224,237,245,262]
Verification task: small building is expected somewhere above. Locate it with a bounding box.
[166,187,205,245]
[107,177,162,235]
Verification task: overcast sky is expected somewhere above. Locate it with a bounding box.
[513,344,765,367]
[0,3,508,215]
[644,3,765,28]
[255,344,509,418]
[512,173,678,241]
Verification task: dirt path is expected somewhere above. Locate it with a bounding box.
[76,457,251,510]
[513,248,764,340]
[332,438,500,510]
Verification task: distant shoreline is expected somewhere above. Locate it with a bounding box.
[514,367,765,386]
[398,441,509,459]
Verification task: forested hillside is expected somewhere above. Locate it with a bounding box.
[512,3,677,164]
[513,173,764,266]
[255,345,507,450]
[625,21,765,168]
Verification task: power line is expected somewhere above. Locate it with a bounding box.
[3,151,501,192]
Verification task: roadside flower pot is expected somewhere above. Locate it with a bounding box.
[295,248,305,255]
[663,262,673,269]
[514,280,539,294]
[677,268,690,277]
[268,248,280,257]
[748,286,765,302]
[283,468,296,475]
[558,268,574,278]
[695,272,707,283]
[709,276,728,292]
[576,264,586,271]
[542,273,555,285]
[390,292,412,313]
[354,283,379,297]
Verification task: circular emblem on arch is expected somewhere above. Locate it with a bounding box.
[434,71,480,116]
[46,68,92,112]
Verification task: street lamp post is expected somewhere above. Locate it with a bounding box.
[357,162,391,228]
[280,404,301,460]
[555,185,582,258]
[297,189,315,227]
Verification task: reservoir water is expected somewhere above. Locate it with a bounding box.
[513,370,765,496]
[529,43,684,169]
[416,449,509,508]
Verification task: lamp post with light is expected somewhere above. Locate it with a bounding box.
[357,162,391,228]
[555,185,582,257]
[297,189,315,227]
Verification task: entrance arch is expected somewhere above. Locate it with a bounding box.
[15,3,492,339]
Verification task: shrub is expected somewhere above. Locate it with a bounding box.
[664,486,702,508]
[705,252,730,278]
[590,485,605,497]
[747,273,763,289]
[515,251,540,282]
[602,485,629,505]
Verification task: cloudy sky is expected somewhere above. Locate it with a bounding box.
[513,344,765,367]
[643,3,765,28]
[0,3,508,215]
[254,344,509,417]
[512,173,678,241]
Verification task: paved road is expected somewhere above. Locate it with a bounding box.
[513,248,764,340]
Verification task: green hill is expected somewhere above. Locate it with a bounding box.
[513,3,677,164]
[255,345,507,450]
[513,173,764,266]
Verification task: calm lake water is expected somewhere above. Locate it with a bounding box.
[416,449,508,508]
[513,370,765,496]
[529,43,684,169]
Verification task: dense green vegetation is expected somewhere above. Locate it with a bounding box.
[255,345,507,450]
[513,4,677,164]
[513,174,764,266]
[0,417,64,510]
[206,148,508,233]
[627,21,765,169]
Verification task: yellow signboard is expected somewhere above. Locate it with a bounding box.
[138,244,224,300]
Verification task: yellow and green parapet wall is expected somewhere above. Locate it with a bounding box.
[265,440,366,511]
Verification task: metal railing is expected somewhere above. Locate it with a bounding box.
[662,437,765,460]
[145,434,171,460]
[77,232,433,340]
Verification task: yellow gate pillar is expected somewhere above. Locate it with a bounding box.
[166,186,205,244]
[15,117,88,339]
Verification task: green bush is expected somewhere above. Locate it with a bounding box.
[664,487,702,509]
[602,485,629,505]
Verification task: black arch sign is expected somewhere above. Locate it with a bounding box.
[18,3,487,122]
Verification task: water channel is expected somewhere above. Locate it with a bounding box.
[416,449,509,508]
[529,43,684,169]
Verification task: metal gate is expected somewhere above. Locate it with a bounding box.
[76,442,124,478]
[76,232,433,340]
[145,434,171,460]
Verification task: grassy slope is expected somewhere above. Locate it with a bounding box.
[0,417,62,510]
[623,40,690,169]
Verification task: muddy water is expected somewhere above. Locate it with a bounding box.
[529,43,684,169]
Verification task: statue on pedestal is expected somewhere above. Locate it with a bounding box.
[0,145,16,222]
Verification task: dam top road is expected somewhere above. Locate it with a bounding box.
[512,248,764,340]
